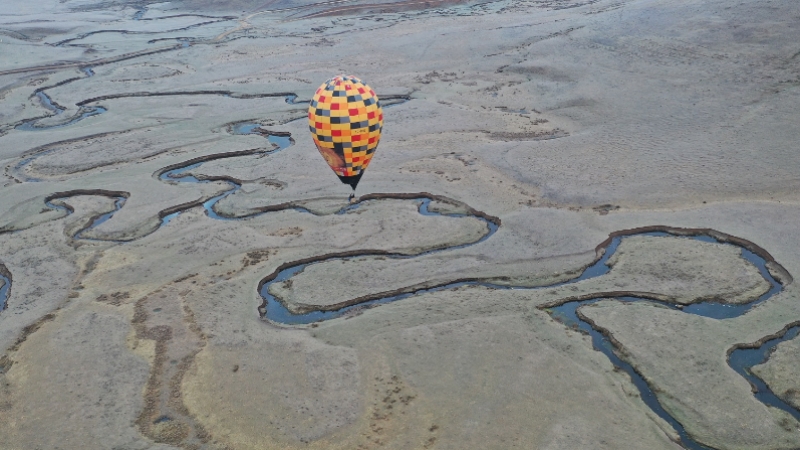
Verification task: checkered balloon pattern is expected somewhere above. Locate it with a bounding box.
[308,75,383,179]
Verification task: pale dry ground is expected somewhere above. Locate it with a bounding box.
[0,0,799,449]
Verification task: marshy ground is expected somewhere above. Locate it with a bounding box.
[1,0,800,448]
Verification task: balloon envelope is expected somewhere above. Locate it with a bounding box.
[308,75,383,189]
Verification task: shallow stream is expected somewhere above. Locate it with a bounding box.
[258,212,798,450]
[0,272,10,310]
[15,67,106,131]
[158,127,293,225]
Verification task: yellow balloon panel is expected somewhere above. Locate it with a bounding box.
[308,75,383,178]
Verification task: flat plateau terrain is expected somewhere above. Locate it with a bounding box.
[1,0,799,449]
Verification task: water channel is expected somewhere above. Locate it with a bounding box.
[258,216,798,450]
[0,271,10,311]
[15,67,106,131]
[7,84,798,449]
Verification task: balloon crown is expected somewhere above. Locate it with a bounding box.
[326,74,362,84]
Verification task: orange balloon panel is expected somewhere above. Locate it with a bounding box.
[308,75,383,185]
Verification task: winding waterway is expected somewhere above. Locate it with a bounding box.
[14,80,402,135]
[0,271,10,311]
[43,193,129,242]
[155,101,405,228]
[258,211,798,450]
[7,76,797,448]
[158,125,293,225]
[152,100,455,235]
[30,96,399,231]
[15,67,106,131]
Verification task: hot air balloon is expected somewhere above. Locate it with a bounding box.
[308,75,383,197]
